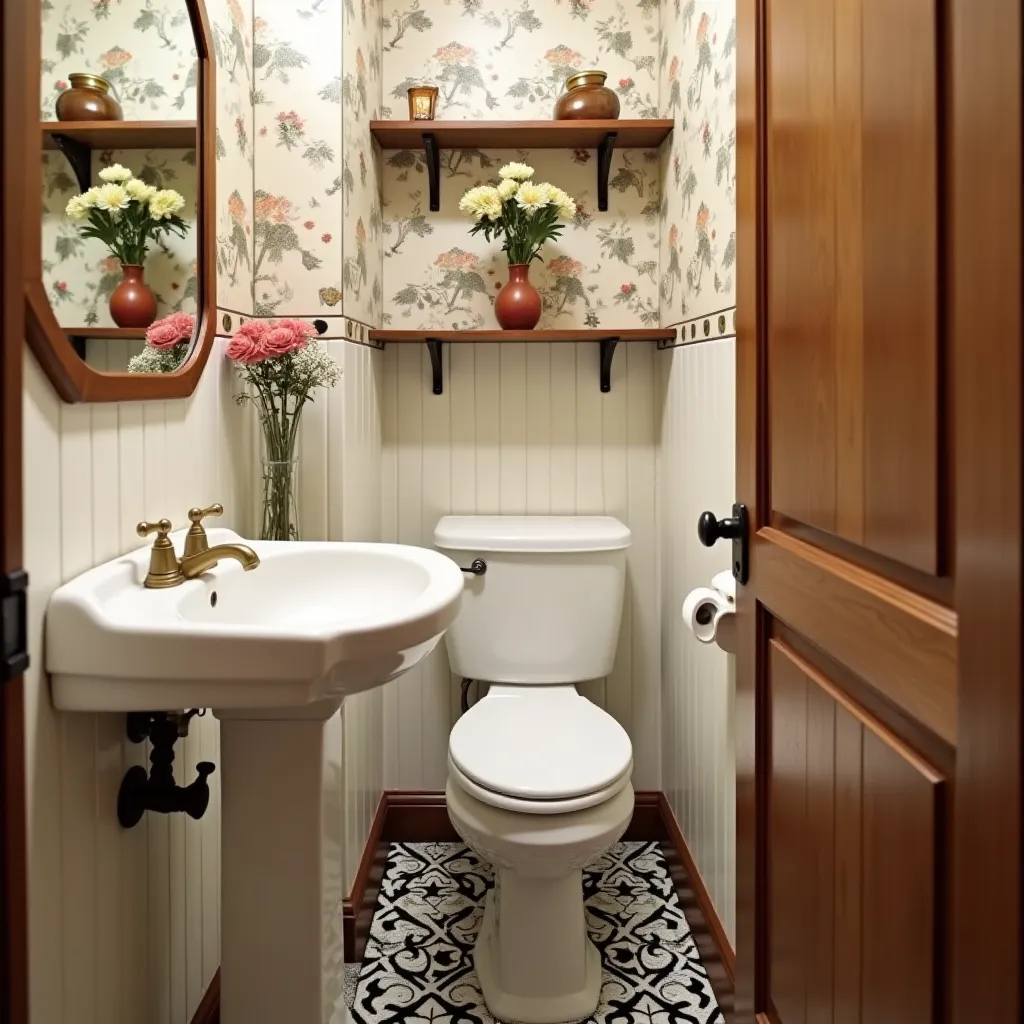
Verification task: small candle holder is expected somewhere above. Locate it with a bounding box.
[407,85,439,121]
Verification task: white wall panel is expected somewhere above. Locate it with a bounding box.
[380,341,663,792]
[23,340,247,1024]
[657,338,737,946]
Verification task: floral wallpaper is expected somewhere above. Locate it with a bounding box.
[380,0,661,121]
[211,0,255,314]
[658,0,736,329]
[41,148,199,328]
[251,0,341,317]
[382,148,660,330]
[342,0,384,327]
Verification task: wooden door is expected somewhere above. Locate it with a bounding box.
[1,0,29,1021]
[733,1,1022,1023]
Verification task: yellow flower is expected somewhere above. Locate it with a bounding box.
[459,184,503,221]
[93,182,131,212]
[514,181,549,212]
[149,188,186,220]
[498,161,534,181]
[539,183,576,219]
[497,177,519,201]
[98,163,133,183]
[125,178,157,203]
[64,194,91,221]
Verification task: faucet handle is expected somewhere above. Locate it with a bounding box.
[137,518,173,540]
[137,519,184,589]
[184,503,224,558]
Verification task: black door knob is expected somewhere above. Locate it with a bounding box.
[698,510,743,547]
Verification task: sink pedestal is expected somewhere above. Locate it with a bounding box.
[218,700,346,1024]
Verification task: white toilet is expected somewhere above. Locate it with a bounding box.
[434,515,635,1024]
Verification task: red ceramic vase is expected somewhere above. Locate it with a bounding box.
[109,265,158,328]
[494,264,542,330]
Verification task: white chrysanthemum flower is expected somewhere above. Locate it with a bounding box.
[65,194,91,221]
[497,177,519,201]
[93,183,131,212]
[515,181,549,212]
[149,188,186,220]
[125,178,157,203]
[459,184,502,221]
[98,163,133,183]
[498,161,534,181]
[538,183,576,219]
[291,341,342,389]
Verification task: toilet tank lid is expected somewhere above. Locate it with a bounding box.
[434,515,631,553]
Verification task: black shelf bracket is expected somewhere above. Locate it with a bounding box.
[426,338,444,395]
[597,132,617,212]
[51,132,92,192]
[2,569,29,683]
[423,133,440,212]
[599,336,620,393]
[66,332,88,360]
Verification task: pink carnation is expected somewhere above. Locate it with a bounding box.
[146,311,195,348]
[226,319,271,364]
[262,319,316,357]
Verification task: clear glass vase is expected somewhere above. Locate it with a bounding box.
[260,458,299,541]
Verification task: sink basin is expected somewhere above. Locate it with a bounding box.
[47,527,465,712]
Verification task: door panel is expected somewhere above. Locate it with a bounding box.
[767,641,944,1024]
[767,0,940,575]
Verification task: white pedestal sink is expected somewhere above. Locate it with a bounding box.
[46,529,464,1024]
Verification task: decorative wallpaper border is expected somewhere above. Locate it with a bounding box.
[657,305,736,349]
[215,308,383,349]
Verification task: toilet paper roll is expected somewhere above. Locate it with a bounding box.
[682,587,733,645]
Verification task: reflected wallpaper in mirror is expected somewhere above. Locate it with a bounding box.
[40,1,201,374]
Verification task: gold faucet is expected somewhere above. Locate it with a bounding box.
[137,509,261,589]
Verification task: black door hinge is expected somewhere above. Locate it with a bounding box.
[2,570,29,682]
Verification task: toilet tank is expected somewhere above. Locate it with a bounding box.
[434,516,630,684]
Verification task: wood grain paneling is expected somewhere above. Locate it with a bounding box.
[860,0,938,573]
[766,0,837,536]
[765,0,943,575]
[767,641,944,1024]
[381,341,662,793]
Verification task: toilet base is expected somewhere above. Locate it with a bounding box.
[474,885,602,1024]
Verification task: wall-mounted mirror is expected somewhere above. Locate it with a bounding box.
[24,0,215,403]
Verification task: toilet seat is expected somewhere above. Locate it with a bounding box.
[448,688,633,814]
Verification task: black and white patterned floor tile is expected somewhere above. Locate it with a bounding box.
[349,841,722,1024]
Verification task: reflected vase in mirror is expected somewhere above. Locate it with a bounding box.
[64,164,189,328]
[38,0,203,382]
[227,320,341,541]
[55,72,124,121]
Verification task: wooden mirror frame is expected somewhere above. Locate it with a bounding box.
[21,0,216,404]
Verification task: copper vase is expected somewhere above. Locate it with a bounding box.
[494,264,542,330]
[110,265,158,328]
[554,69,620,121]
[55,73,123,121]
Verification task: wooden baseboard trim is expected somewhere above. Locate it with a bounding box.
[656,793,736,1014]
[191,788,736,1022]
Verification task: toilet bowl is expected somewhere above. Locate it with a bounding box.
[435,516,634,1024]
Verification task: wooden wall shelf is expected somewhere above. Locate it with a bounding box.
[42,120,198,191]
[369,119,674,213]
[368,328,676,395]
[63,326,148,360]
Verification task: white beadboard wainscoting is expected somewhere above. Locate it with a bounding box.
[290,339,386,895]
[657,337,737,947]
[378,340,663,792]
[22,340,250,1024]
